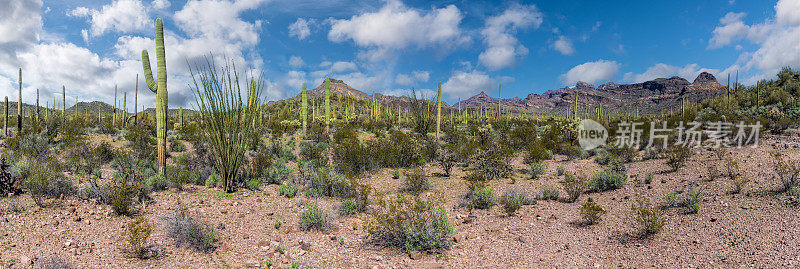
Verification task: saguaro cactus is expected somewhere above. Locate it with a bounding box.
[141,18,169,174]
[134,74,138,125]
[113,85,118,127]
[324,77,330,134]
[497,84,501,119]
[436,82,442,139]
[301,82,307,136]
[61,86,65,119]
[35,88,39,122]
[17,68,22,130]
[4,97,7,136]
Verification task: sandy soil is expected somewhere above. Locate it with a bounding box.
[2,134,800,268]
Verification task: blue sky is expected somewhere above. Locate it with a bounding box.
[0,0,798,109]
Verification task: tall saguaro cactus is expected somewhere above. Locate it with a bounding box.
[435,82,442,139]
[141,18,169,174]
[134,74,138,125]
[497,84,501,119]
[113,85,118,127]
[4,97,7,136]
[18,68,22,130]
[301,82,307,136]
[324,77,330,134]
[573,89,579,120]
[35,88,39,122]
[62,86,65,119]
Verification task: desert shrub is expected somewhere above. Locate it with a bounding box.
[332,139,374,176]
[665,145,692,171]
[264,159,291,185]
[632,194,666,236]
[589,166,628,192]
[35,255,75,269]
[340,199,362,216]
[578,198,607,225]
[277,181,298,198]
[773,152,800,191]
[108,167,146,215]
[523,139,553,165]
[63,140,106,178]
[500,188,534,216]
[561,173,588,203]
[467,184,496,209]
[664,184,704,214]
[306,122,329,142]
[707,165,722,181]
[299,201,331,232]
[556,166,565,176]
[730,174,749,194]
[403,167,430,195]
[247,150,274,180]
[537,186,560,201]
[169,141,186,152]
[144,174,169,193]
[644,173,653,184]
[205,173,221,187]
[118,216,153,259]
[162,204,217,252]
[6,127,52,158]
[166,165,193,190]
[529,161,545,179]
[392,169,400,179]
[368,130,426,168]
[125,124,156,161]
[299,141,328,167]
[469,146,514,181]
[604,144,638,164]
[436,146,457,177]
[367,194,453,252]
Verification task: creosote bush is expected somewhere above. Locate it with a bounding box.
[663,184,704,214]
[403,167,430,195]
[632,194,665,236]
[277,181,299,198]
[561,172,588,203]
[367,194,453,252]
[468,184,496,209]
[665,145,692,171]
[589,164,628,192]
[299,201,331,232]
[118,216,153,259]
[578,198,606,225]
[537,186,560,201]
[500,188,534,216]
[529,161,545,179]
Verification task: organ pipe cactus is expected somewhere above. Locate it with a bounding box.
[497,84,501,119]
[17,68,22,130]
[301,82,307,136]
[141,18,169,174]
[324,77,330,133]
[4,97,7,136]
[62,86,65,119]
[113,85,118,127]
[35,88,39,122]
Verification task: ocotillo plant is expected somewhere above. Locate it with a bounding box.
[179,106,183,127]
[35,88,39,122]
[324,77,330,134]
[436,81,442,139]
[497,84,501,119]
[141,18,169,174]
[134,74,138,125]
[17,68,22,130]
[301,82,307,136]
[123,91,127,126]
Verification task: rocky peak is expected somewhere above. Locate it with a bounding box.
[574,81,595,91]
[691,72,721,87]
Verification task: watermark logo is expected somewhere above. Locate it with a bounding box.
[578,119,608,151]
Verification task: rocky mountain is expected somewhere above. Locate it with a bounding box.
[291,78,370,100]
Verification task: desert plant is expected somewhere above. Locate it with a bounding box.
[773,152,800,191]
[730,174,749,194]
[529,161,545,179]
[141,18,169,174]
[299,201,331,232]
[162,204,217,252]
[189,57,262,192]
[578,198,607,225]
[118,216,153,259]
[468,184,496,209]
[340,199,363,216]
[392,169,400,179]
[403,167,430,195]
[436,147,456,177]
[277,181,298,198]
[169,141,186,152]
[366,194,453,252]
[707,165,722,181]
[632,194,665,236]
[665,145,692,171]
[537,186,560,201]
[500,188,533,216]
[556,166,565,176]
[589,166,627,192]
[561,172,588,203]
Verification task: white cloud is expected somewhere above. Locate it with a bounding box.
[289,56,305,68]
[552,36,574,55]
[708,0,800,83]
[478,3,542,70]
[395,70,430,85]
[174,0,268,48]
[289,18,312,40]
[68,0,150,37]
[330,61,357,73]
[151,0,170,9]
[622,63,719,83]
[442,70,495,99]
[328,0,467,61]
[560,60,620,85]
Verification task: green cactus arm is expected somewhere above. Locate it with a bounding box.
[142,50,158,93]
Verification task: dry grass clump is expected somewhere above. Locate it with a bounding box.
[366,194,453,252]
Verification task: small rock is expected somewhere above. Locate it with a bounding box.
[409,251,423,260]
[64,241,73,247]
[710,218,717,222]
[93,215,102,220]
[479,245,488,252]
[454,234,466,243]
[518,236,528,243]
[51,220,60,226]
[19,255,31,265]
[69,207,76,214]
[300,240,312,251]
[73,216,82,222]
[329,235,337,241]
[373,255,383,261]
[237,213,245,219]
[257,240,269,247]
[256,198,262,203]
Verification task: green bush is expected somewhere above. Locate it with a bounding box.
[299,141,328,167]
[529,161,545,179]
[205,173,221,187]
[523,140,552,164]
[499,188,533,216]
[108,172,143,216]
[578,198,606,225]
[561,173,587,203]
[169,141,186,152]
[589,167,627,192]
[556,166,565,176]
[299,201,331,232]
[468,185,496,209]
[536,186,560,201]
[632,194,665,236]
[277,181,298,198]
[340,199,362,216]
[264,160,291,185]
[665,145,692,171]
[663,184,704,214]
[118,216,153,259]
[144,174,169,192]
[403,167,430,195]
[367,195,453,252]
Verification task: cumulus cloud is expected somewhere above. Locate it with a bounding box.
[328,0,467,61]
[151,0,170,9]
[552,35,574,55]
[623,63,719,83]
[173,0,268,48]
[708,0,800,83]
[68,0,150,38]
[478,3,542,70]
[560,60,620,85]
[289,18,313,40]
[395,70,429,85]
[289,55,305,68]
[442,70,495,99]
